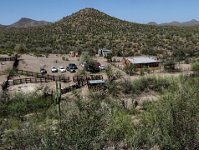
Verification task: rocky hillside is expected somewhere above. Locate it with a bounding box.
[9,18,50,28]
[151,19,199,27]
[0,24,5,27]
[0,8,199,60]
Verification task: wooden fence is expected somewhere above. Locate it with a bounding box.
[0,55,18,62]
[16,70,70,83]
[1,72,105,94]
[7,78,51,87]
[43,83,80,97]
[88,84,107,91]
[73,75,87,86]
[73,75,103,87]
[45,75,105,96]
[61,84,80,95]
[73,74,103,82]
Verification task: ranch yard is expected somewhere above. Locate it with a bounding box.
[0,53,192,96]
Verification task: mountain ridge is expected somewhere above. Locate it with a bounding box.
[9,17,51,28]
[1,8,199,27]
[0,24,5,27]
[0,8,199,59]
[148,19,199,26]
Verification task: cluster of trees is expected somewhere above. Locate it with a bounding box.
[0,8,199,59]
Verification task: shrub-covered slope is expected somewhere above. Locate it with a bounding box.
[0,8,199,59]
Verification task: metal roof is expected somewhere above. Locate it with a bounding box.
[99,48,112,53]
[126,56,160,64]
[88,80,105,85]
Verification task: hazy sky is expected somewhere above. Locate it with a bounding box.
[0,0,199,25]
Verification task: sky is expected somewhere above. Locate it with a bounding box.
[0,0,199,25]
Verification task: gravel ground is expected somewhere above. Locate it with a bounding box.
[2,54,192,97]
[18,54,81,78]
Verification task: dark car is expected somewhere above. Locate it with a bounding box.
[66,63,78,73]
[84,62,100,73]
[40,68,47,75]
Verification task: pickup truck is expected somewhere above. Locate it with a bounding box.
[66,63,78,73]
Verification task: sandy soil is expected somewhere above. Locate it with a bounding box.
[1,54,193,97]
[109,57,192,81]
[1,54,108,95]
[0,55,15,93]
[18,54,82,78]
[0,75,8,84]
[7,80,74,96]
[135,91,159,106]
[0,61,14,75]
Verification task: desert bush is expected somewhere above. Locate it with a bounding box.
[0,93,53,117]
[131,76,173,94]
[1,76,199,149]
[62,56,69,61]
[107,107,134,148]
[124,63,136,75]
[76,69,87,76]
[191,61,199,73]
[138,77,199,149]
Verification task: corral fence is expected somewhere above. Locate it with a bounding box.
[15,70,70,83]
[73,74,105,91]
[44,83,80,97]
[73,74,103,82]
[61,84,80,95]
[1,69,71,90]
[0,55,18,62]
[59,75,105,95]
[45,74,105,96]
[73,75,87,87]
[7,77,51,87]
[73,74,103,85]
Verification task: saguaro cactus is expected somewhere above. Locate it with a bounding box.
[54,81,62,147]
[54,81,62,126]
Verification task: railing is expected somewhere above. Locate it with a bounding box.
[73,75,103,87]
[16,70,70,83]
[7,78,51,86]
[61,84,79,95]
[0,55,18,62]
[73,74,103,82]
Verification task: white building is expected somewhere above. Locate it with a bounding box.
[98,48,112,57]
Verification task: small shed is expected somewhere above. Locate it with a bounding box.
[87,79,105,90]
[98,48,112,57]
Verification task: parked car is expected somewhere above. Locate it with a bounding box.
[99,64,105,70]
[66,63,78,73]
[51,66,58,73]
[96,62,105,70]
[59,66,66,73]
[69,63,78,69]
[40,68,47,75]
[84,62,100,73]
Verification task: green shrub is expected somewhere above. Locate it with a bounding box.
[139,77,199,149]
[131,76,173,94]
[62,56,69,61]
[191,61,199,72]
[0,94,53,117]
